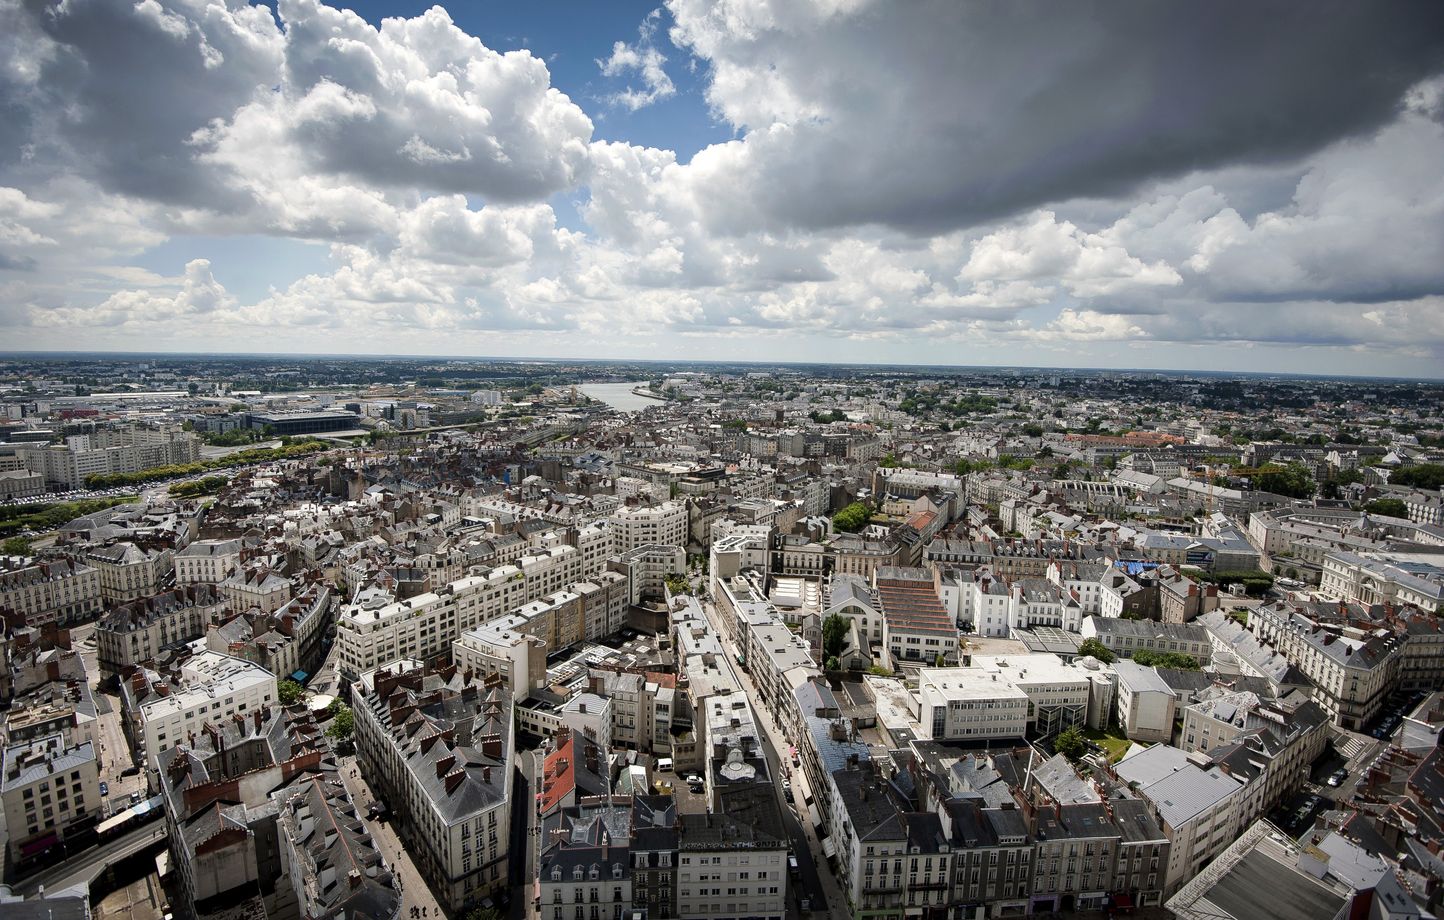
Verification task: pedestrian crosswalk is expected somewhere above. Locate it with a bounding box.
[1336,733,1370,761]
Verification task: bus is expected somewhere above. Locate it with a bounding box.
[95,794,164,842]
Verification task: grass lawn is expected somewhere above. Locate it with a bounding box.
[1084,727,1132,763]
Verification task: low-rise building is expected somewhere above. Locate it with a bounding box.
[1112,660,1178,744]
[913,667,1029,742]
[1080,616,1212,664]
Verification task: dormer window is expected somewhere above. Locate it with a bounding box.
[573,867,583,881]
[552,868,563,881]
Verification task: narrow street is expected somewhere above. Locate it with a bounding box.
[335,754,446,919]
[696,596,853,920]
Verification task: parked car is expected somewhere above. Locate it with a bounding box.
[99,781,109,796]
[121,766,141,777]
[1327,768,1349,787]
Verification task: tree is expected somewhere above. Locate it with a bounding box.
[1364,498,1409,518]
[1131,650,1201,670]
[1390,463,1444,491]
[1252,463,1316,499]
[823,613,850,661]
[1077,638,1115,664]
[833,501,872,533]
[2,536,31,556]
[277,679,303,706]
[466,907,505,920]
[1055,726,1087,761]
[326,704,354,741]
[665,574,691,596]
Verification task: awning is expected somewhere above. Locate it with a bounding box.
[1112,894,1135,909]
[291,670,308,682]
[21,832,58,856]
[821,836,837,858]
[807,804,823,829]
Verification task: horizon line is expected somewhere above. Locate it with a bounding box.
[0,348,1440,384]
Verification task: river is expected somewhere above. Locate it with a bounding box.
[577,381,663,412]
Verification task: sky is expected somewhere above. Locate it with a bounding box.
[2,1,1444,377]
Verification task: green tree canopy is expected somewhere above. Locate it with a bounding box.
[1390,464,1444,491]
[1364,498,1409,518]
[1252,463,1316,499]
[833,501,872,533]
[823,613,850,661]
[2,536,32,556]
[1055,726,1087,761]
[1131,650,1201,670]
[326,704,354,740]
[1077,638,1115,664]
[277,679,303,706]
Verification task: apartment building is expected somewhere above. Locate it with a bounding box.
[937,799,1034,916]
[83,542,173,603]
[609,543,686,605]
[1194,699,1330,831]
[538,796,633,920]
[1248,601,1404,730]
[173,538,243,585]
[1,733,101,866]
[1029,803,1121,913]
[677,804,788,920]
[17,425,201,489]
[1112,660,1178,744]
[276,774,403,920]
[219,566,292,613]
[4,678,99,750]
[1157,567,1219,625]
[0,557,102,627]
[1113,745,1243,895]
[1006,577,1084,633]
[335,546,586,680]
[630,794,680,920]
[96,584,228,676]
[610,501,688,553]
[206,583,333,683]
[353,661,514,912]
[453,624,548,699]
[120,649,278,770]
[155,703,395,920]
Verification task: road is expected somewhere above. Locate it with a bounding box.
[519,750,545,920]
[14,824,167,896]
[697,596,851,920]
[71,624,151,805]
[336,754,445,919]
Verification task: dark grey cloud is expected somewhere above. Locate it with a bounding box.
[3,0,281,207]
[673,0,1444,235]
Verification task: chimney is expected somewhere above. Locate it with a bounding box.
[254,710,262,732]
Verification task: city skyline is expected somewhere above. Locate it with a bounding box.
[3,1,1444,375]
